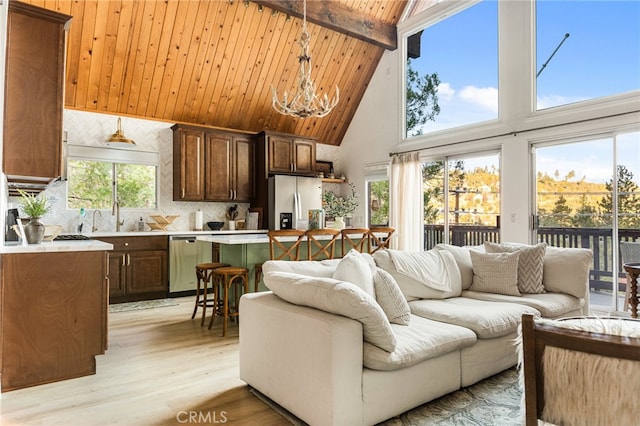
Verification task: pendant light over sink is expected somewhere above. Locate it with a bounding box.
[106,117,136,147]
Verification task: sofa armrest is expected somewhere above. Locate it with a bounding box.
[239,292,364,426]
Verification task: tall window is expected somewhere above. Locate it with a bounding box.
[423,152,500,249]
[67,145,158,210]
[533,131,640,312]
[404,1,498,137]
[536,1,640,110]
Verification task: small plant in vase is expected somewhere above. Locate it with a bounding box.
[18,189,51,244]
[322,183,358,229]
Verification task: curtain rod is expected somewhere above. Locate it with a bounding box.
[389,109,639,157]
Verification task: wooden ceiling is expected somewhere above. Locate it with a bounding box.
[21,0,409,145]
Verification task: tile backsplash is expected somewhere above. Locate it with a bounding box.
[6,109,339,234]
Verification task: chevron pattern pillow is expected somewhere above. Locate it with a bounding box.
[484,242,547,294]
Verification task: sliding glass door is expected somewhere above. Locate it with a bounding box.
[533,131,640,313]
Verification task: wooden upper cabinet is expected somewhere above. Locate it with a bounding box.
[172,124,255,202]
[3,1,71,184]
[259,131,317,178]
[173,126,205,201]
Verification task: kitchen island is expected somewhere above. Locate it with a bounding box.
[0,240,113,392]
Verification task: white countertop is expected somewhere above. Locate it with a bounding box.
[0,240,114,254]
[197,234,271,244]
[86,229,268,237]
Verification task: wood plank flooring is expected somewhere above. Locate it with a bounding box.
[0,297,289,426]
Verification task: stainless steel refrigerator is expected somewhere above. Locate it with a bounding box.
[268,175,323,230]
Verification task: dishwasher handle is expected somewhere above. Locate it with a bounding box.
[170,236,197,243]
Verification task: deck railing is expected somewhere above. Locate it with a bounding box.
[424,225,640,292]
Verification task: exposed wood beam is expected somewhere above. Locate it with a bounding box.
[252,0,398,50]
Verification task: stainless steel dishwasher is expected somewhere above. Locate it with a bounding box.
[169,235,212,295]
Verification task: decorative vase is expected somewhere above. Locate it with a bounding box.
[332,216,346,230]
[24,217,45,244]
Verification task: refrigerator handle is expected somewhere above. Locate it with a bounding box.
[294,192,302,220]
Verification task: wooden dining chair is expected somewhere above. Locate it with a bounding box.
[254,229,306,291]
[368,226,395,254]
[620,241,640,312]
[341,228,370,257]
[306,228,341,260]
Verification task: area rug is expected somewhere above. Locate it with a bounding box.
[250,367,523,425]
[109,299,179,313]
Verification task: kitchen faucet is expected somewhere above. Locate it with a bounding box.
[92,209,103,232]
[112,201,124,231]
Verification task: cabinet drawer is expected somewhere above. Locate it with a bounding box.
[98,235,168,251]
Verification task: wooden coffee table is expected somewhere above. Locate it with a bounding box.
[623,262,640,318]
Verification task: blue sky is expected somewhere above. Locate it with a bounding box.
[410,1,640,184]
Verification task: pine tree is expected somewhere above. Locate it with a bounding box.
[598,165,640,228]
[406,59,440,136]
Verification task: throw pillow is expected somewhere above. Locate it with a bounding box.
[263,270,397,352]
[333,249,376,298]
[484,242,546,294]
[373,268,411,325]
[469,251,521,296]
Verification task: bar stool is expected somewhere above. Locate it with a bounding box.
[192,262,229,326]
[209,266,249,336]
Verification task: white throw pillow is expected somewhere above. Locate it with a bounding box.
[373,268,411,325]
[333,249,376,299]
[264,270,397,352]
[469,251,521,296]
[484,242,547,294]
[543,246,593,299]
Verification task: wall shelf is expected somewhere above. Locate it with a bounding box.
[321,178,348,184]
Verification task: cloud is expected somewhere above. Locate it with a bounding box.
[437,82,455,101]
[458,86,498,113]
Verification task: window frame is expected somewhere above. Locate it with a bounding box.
[66,144,160,211]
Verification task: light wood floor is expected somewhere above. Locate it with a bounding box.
[0,297,289,426]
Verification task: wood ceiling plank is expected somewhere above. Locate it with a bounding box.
[237,8,297,132]
[61,0,85,106]
[72,0,98,109]
[152,0,194,119]
[106,0,137,113]
[253,0,398,50]
[159,0,202,120]
[83,0,111,110]
[218,3,273,130]
[173,0,217,123]
[200,2,251,126]
[118,0,154,114]
[131,0,169,118]
[144,0,180,119]
[186,2,228,126]
[95,0,125,112]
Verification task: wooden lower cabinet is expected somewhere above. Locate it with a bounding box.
[100,236,168,303]
[0,250,108,392]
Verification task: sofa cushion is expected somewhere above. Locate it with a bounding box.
[434,244,484,290]
[373,249,462,300]
[263,270,397,352]
[484,242,547,294]
[362,315,476,371]
[333,249,376,298]
[373,268,411,325]
[462,290,583,318]
[409,297,539,339]
[543,246,593,299]
[262,258,341,278]
[469,251,521,296]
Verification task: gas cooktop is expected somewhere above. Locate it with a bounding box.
[53,234,92,241]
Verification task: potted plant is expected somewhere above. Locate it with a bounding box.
[322,183,358,229]
[18,189,51,244]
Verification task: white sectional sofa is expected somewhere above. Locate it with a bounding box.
[239,243,593,425]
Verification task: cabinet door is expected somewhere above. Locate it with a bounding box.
[204,133,232,201]
[174,129,205,200]
[268,137,295,174]
[126,250,168,294]
[292,139,316,176]
[107,251,126,297]
[3,3,70,180]
[233,136,255,202]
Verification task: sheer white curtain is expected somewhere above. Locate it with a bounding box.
[390,152,423,251]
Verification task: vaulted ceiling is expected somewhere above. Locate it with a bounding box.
[21,0,409,145]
